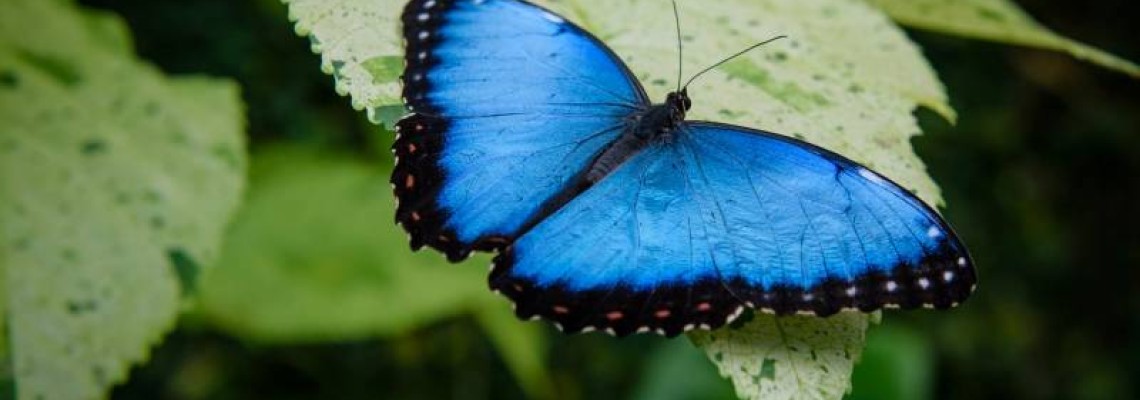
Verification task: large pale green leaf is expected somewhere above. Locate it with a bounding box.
[689,314,872,400]
[867,0,1140,78]
[196,145,554,398]
[0,1,247,399]
[284,0,953,398]
[197,145,488,341]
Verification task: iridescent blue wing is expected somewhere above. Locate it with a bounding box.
[490,122,976,336]
[394,0,649,261]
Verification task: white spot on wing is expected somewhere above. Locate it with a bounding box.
[927,225,942,239]
[943,270,955,282]
[885,280,898,292]
[858,167,886,184]
[541,11,564,23]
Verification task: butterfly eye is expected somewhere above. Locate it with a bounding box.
[683,97,691,110]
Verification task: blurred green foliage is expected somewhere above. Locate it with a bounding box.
[45,0,1140,398]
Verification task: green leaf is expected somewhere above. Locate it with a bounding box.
[285,0,953,398]
[196,145,556,398]
[0,1,247,398]
[846,325,933,400]
[473,301,556,400]
[631,340,737,400]
[689,313,871,400]
[197,145,487,341]
[867,0,1140,78]
[283,0,405,124]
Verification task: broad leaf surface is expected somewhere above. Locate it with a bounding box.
[197,146,489,340]
[196,146,554,398]
[0,1,246,399]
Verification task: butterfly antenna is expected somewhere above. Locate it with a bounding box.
[672,0,683,92]
[682,35,788,90]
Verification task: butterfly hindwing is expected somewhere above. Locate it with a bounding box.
[490,122,976,336]
[395,0,649,260]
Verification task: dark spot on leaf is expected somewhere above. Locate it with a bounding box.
[167,248,199,296]
[66,299,97,314]
[760,358,777,380]
[61,248,78,262]
[211,144,241,170]
[976,6,1005,22]
[143,189,162,204]
[151,215,165,229]
[92,366,107,385]
[0,70,17,88]
[332,60,346,75]
[16,50,81,86]
[651,78,667,87]
[81,139,107,155]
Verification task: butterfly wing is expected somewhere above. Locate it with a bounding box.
[395,0,649,260]
[490,122,976,336]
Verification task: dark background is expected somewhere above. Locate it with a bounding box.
[81,0,1140,398]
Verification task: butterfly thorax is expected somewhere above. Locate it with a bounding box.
[585,90,692,183]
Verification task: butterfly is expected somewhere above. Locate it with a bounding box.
[392,0,976,337]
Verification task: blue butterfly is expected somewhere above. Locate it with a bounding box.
[393,0,976,337]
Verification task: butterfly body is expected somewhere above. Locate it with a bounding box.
[587,90,689,184]
[394,0,976,337]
